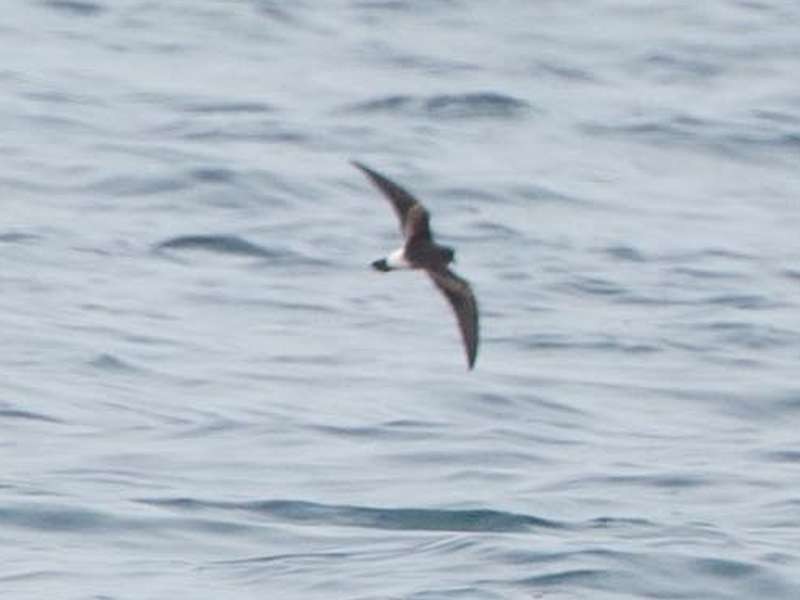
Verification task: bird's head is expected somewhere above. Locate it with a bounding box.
[371,258,391,272]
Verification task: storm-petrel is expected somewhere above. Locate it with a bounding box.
[352,161,479,370]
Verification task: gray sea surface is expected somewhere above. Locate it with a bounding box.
[2,1,800,598]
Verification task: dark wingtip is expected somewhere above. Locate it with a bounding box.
[467,323,478,370]
[351,161,384,182]
[350,159,369,173]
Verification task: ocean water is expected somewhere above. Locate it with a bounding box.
[2,1,800,598]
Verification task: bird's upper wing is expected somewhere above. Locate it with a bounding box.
[352,161,425,237]
[427,268,479,369]
[404,204,432,244]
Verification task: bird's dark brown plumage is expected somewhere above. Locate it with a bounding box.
[427,268,479,369]
[353,161,480,369]
[352,161,421,235]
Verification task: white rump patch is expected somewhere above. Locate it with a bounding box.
[386,246,411,269]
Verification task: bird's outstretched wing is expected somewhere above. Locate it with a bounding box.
[352,161,425,237]
[404,203,432,244]
[427,268,479,369]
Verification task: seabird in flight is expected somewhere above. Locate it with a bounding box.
[353,161,479,370]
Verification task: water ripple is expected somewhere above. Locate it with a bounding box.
[154,234,287,259]
[0,408,64,424]
[179,100,275,115]
[582,111,800,159]
[697,321,798,350]
[510,334,660,355]
[603,244,648,263]
[0,232,39,244]
[40,0,105,17]
[85,174,188,196]
[87,353,141,373]
[0,504,114,532]
[139,498,563,533]
[343,92,531,120]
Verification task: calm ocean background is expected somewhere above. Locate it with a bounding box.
[2,1,800,598]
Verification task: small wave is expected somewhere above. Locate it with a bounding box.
[179,101,274,115]
[270,353,345,366]
[424,93,530,119]
[753,108,800,126]
[644,248,755,265]
[516,568,609,587]
[85,174,188,196]
[637,51,723,81]
[0,502,252,540]
[40,0,105,17]
[512,334,660,355]
[0,408,63,424]
[705,293,776,310]
[438,186,503,204]
[582,111,800,159]
[760,450,800,464]
[215,550,353,567]
[565,275,628,297]
[0,504,113,532]
[604,244,647,263]
[568,473,709,490]
[253,1,309,27]
[511,183,591,206]
[0,232,39,244]
[23,90,92,105]
[347,94,413,113]
[343,92,530,120]
[88,353,140,373]
[138,497,562,533]
[671,266,745,280]
[534,59,596,82]
[782,269,800,282]
[178,124,308,144]
[467,220,523,241]
[587,516,656,528]
[188,167,238,184]
[772,394,800,416]
[582,114,705,149]
[154,234,286,259]
[155,234,333,269]
[504,547,794,598]
[0,570,67,584]
[132,92,276,116]
[310,421,434,441]
[353,0,416,12]
[694,557,760,578]
[698,321,797,350]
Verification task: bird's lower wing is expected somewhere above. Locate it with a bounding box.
[427,268,479,369]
